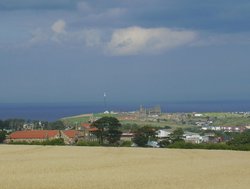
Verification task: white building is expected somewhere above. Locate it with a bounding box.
[194,113,203,117]
[156,129,171,138]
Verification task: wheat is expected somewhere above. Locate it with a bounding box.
[0,145,250,189]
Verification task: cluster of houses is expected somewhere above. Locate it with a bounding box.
[5,123,98,145]
[5,120,250,146]
[155,129,222,145]
[201,126,246,132]
[5,122,136,145]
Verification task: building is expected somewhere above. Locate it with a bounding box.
[201,126,246,132]
[61,130,81,145]
[183,132,203,144]
[156,129,171,138]
[139,105,161,116]
[120,132,134,141]
[7,130,60,143]
[194,113,203,117]
[76,123,98,142]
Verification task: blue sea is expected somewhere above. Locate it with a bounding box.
[0,101,250,121]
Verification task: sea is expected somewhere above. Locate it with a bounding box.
[0,101,250,121]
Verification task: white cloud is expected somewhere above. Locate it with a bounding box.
[106,27,197,56]
[51,19,66,34]
[27,24,199,56]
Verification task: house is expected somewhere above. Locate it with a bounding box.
[120,132,134,141]
[183,132,203,144]
[61,130,81,145]
[7,130,60,143]
[194,113,203,117]
[23,123,35,130]
[156,129,171,138]
[76,123,98,142]
[201,126,246,132]
[183,132,222,144]
[195,121,207,126]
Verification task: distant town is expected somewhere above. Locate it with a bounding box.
[1,105,250,149]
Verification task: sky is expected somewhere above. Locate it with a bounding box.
[1,0,250,104]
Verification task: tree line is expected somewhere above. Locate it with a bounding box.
[0,119,65,131]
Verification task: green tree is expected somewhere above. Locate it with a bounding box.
[227,130,250,146]
[0,120,3,131]
[91,117,122,145]
[164,125,172,129]
[47,120,65,130]
[0,131,6,143]
[4,119,25,131]
[106,129,122,144]
[170,128,184,143]
[132,126,156,147]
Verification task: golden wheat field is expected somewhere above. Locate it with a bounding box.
[0,145,250,189]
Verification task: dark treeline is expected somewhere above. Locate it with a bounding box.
[0,119,65,131]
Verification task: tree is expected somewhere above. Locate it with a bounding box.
[47,120,65,130]
[132,126,156,147]
[0,120,3,131]
[227,130,250,146]
[91,117,122,145]
[164,125,172,129]
[170,128,184,143]
[0,131,6,143]
[3,119,25,131]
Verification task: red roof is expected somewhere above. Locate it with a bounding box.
[81,123,91,128]
[88,127,98,132]
[81,123,98,132]
[9,130,59,139]
[62,130,79,138]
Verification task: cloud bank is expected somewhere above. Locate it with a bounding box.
[106,27,197,55]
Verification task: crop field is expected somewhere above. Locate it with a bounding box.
[1,145,250,189]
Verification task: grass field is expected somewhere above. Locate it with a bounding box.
[1,145,250,189]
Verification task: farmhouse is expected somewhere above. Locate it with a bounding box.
[7,130,60,143]
[75,123,98,142]
[61,130,81,145]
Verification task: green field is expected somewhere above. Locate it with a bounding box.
[60,111,250,131]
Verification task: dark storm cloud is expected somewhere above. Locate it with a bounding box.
[0,0,79,10]
[1,0,250,103]
[122,0,250,32]
[1,0,250,32]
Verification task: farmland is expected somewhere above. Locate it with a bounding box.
[60,111,250,131]
[1,145,250,189]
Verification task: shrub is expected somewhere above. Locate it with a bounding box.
[76,141,100,146]
[42,138,65,145]
[119,141,133,147]
[158,139,170,148]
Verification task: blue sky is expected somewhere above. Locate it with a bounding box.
[0,0,250,103]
